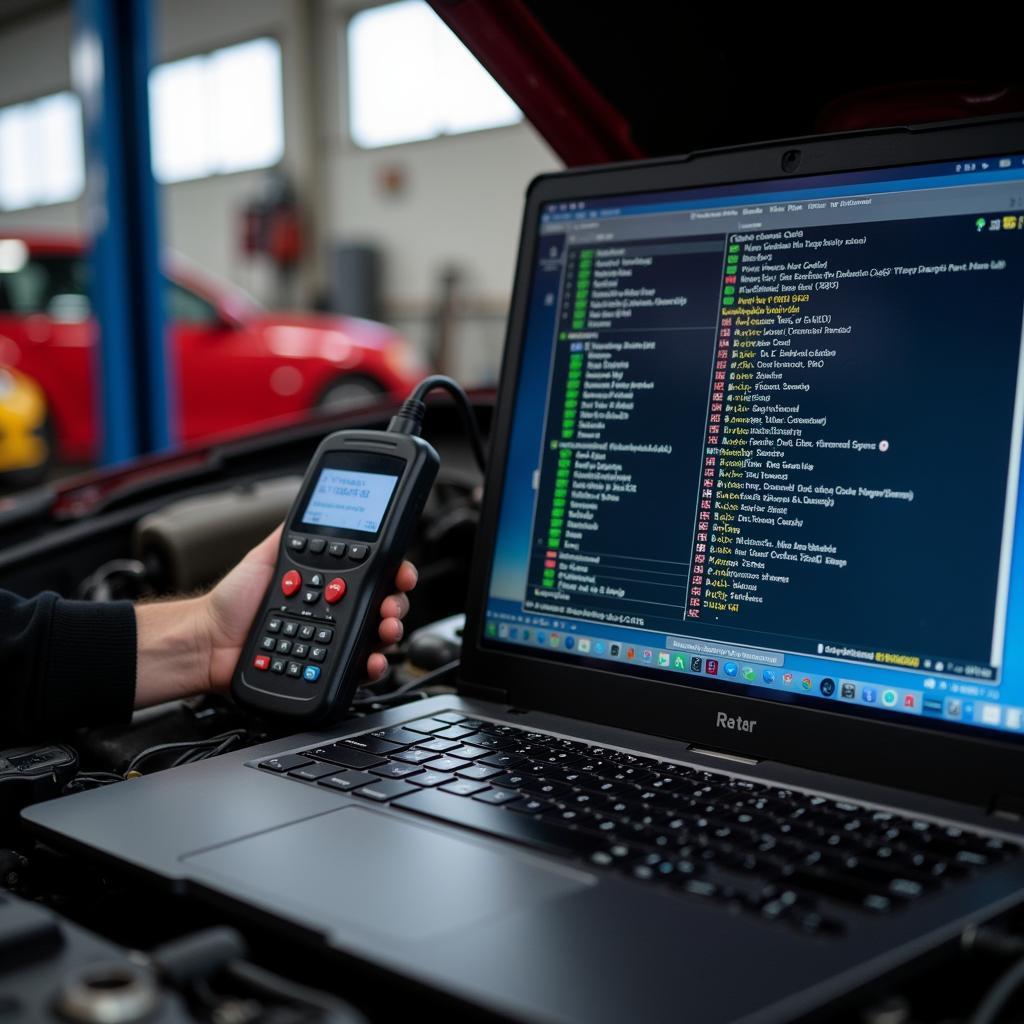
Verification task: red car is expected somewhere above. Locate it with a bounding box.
[0,235,426,464]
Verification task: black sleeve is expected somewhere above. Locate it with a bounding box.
[0,590,137,746]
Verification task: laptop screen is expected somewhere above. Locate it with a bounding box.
[483,150,1024,742]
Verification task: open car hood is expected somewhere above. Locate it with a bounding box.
[429,2,1024,165]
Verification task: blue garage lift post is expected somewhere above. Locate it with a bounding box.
[73,0,174,464]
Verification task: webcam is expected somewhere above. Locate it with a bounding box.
[781,149,802,173]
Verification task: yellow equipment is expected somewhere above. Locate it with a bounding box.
[0,366,50,474]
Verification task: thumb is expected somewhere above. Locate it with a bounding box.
[249,524,284,569]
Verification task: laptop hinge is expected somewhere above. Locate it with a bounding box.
[456,679,510,702]
[688,745,760,766]
[989,793,1024,823]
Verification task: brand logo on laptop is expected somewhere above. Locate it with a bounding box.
[716,712,756,733]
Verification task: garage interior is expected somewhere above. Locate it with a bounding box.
[2,5,1024,1023]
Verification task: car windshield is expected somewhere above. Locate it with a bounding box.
[166,252,264,319]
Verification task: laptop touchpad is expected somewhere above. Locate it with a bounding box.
[182,805,590,942]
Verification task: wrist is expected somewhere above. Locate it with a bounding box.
[134,595,216,708]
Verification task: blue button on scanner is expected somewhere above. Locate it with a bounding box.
[303,665,321,682]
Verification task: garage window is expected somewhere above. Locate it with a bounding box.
[0,92,85,211]
[149,37,284,184]
[347,0,521,149]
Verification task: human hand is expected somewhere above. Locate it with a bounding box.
[201,525,417,690]
[134,525,417,707]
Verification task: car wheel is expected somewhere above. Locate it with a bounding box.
[316,375,386,412]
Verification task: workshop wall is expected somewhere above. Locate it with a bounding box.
[319,0,559,384]
[0,0,559,383]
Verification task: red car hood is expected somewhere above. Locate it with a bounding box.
[428,2,1024,165]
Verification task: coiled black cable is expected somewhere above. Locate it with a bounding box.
[387,374,487,474]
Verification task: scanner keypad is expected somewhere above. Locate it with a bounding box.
[251,534,376,688]
[252,609,338,683]
[253,552,359,682]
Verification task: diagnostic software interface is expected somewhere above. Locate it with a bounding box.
[484,152,1024,741]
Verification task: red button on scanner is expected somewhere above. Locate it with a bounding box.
[253,654,271,671]
[325,577,347,604]
[281,569,301,597]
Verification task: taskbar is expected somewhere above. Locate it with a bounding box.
[484,610,1021,737]
[524,598,997,684]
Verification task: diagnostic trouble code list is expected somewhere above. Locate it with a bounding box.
[526,216,1024,671]
[525,239,722,633]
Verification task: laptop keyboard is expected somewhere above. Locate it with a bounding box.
[252,711,1021,937]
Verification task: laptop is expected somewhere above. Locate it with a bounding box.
[25,115,1024,1024]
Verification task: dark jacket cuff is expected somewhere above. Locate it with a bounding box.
[38,598,138,731]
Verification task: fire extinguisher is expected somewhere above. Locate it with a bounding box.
[239,173,303,305]
[267,199,302,267]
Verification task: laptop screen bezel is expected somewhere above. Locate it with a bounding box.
[461,114,1024,810]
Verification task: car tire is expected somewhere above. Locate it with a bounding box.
[315,374,386,412]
